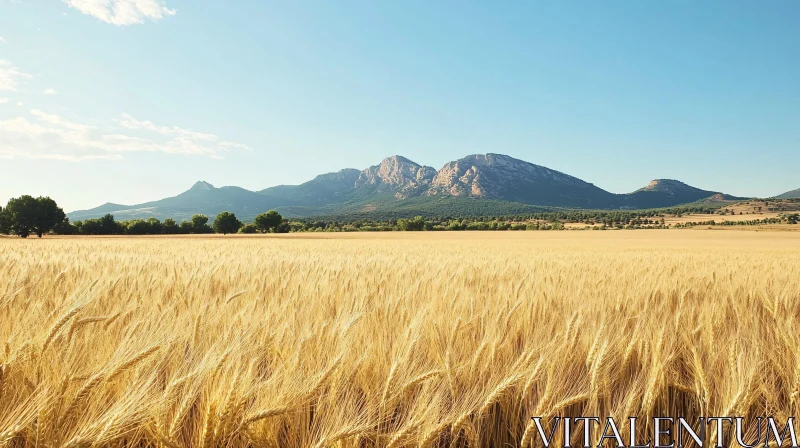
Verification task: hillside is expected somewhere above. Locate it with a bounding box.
[259,169,361,207]
[69,181,281,222]
[776,188,800,199]
[68,154,745,221]
[427,154,615,208]
[619,179,735,209]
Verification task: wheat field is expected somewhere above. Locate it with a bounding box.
[1,231,799,447]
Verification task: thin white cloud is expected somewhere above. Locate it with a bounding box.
[117,114,219,141]
[0,98,9,104]
[16,102,23,107]
[0,37,7,44]
[0,59,33,91]
[42,88,57,95]
[62,0,176,26]
[0,109,250,161]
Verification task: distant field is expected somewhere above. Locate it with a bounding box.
[686,224,800,231]
[1,232,799,447]
[663,212,783,224]
[561,199,797,229]
[720,199,800,214]
[563,214,793,229]
[660,199,798,228]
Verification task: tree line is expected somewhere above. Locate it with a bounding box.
[64,210,291,236]
[2,195,797,238]
[0,196,291,237]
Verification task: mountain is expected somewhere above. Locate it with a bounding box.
[354,155,436,199]
[620,179,727,209]
[427,153,615,208]
[69,181,280,222]
[775,188,800,199]
[259,169,361,206]
[68,154,743,221]
[425,156,738,209]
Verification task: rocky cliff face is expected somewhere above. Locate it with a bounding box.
[355,156,436,198]
[429,154,572,198]
[427,153,614,207]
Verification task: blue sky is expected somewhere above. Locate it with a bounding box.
[0,1,798,211]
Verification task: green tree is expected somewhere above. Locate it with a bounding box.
[213,212,241,235]
[0,206,9,234]
[238,223,257,234]
[162,218,180,234]
[179,220,194,234]
[125,219,150,235]
[99,214,119,235]
[192,214,208,228]
[190,214,213,234]
[80,219,102,235]
[276,219,291,233]
[397,216,425,231]
[254,210,283,233]
[4,195,66,238]
[147,218,163,234]
[53,218,76,235]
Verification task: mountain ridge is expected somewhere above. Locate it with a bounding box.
[68,153,747,221]
[775,188,800,199]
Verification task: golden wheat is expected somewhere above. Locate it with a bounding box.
[0,231,798,447]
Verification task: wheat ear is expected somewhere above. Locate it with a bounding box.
[42,305,83,351]
[106,345,160,383]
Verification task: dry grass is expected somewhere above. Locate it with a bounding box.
[662,212,783,224]
[1,231,799,447]
[686,224,800,232]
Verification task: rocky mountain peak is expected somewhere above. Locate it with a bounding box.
[190,181,215,191]
[643,179,686,189]
[638,179,700,196]
[429,153,582,199]
[354,155,436,197]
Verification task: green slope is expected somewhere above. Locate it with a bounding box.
[775,188,800,199]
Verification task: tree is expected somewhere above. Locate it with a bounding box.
[0,206,9,234]
[192,214,208,228]
[99,214,119,235]
[147,218,163,234]
[5,196,39,237]
[238,224,257,234]
[254,210,283,233]
[124,219,150,235]
[162,218,180,234]
[213,212,241,235]
[79,219,102,235]
[276,219,291,233]
[179,220,194,234]
[190,214,213,234]
[4,195,66,238]
[397,216,425,231]
[53,218,76,235]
